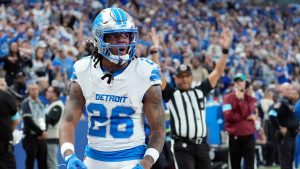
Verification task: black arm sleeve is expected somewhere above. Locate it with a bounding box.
[22,101,43,136]
[162,83,175,102]
[257,103,264,120]
[23,117,44,136]
[46,105,62,126]
[6,92,17,117]
[269,104,282,130]
[195,79,213,96]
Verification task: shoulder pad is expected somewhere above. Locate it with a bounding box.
[136,58,160,78]
[73,56,93,73]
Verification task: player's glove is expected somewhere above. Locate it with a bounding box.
[65,154,87,169]
[132,164,144,169]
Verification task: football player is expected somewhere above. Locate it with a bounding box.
[59,8,166,169]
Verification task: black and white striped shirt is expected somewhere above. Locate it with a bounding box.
[162,79,213,139]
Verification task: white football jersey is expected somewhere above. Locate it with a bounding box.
[72,56,161,152]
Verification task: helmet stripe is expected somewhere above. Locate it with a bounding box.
[117,8,127,22]
[111,8,122,25]
[92,13,103,32]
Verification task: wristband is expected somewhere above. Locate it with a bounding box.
[222,48,229,54]
[150,50,158,54]
[144,148,159,164]
[61,142,75,157]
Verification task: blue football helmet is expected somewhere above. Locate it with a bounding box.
[92,8,138,65]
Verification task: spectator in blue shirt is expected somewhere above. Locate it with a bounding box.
[0,26,9,58]
[51,48,74,80]
[275,59,290,84]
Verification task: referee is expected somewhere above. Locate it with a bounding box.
[158,28,232,169]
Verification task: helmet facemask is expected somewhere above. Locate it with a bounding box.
[99,31,137,65]
[92,8,138,65]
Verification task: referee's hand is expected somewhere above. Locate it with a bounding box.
[220,27,233,50]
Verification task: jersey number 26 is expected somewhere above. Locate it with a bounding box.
[87,103,134,138]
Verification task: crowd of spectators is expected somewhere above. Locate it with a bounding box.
[1,0,300,168]
[0,0,300,97]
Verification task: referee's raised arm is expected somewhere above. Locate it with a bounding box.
[148,27,168,90]
[208,28,233,88]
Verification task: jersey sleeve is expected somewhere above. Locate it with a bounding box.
[70,56,92,96]
[46,105,62,126]
[71,59,89,83]
[136,58,162,86]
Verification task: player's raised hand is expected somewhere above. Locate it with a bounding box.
[220,27,233,50]
[65,154,87,169]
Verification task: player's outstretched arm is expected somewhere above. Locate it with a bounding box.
[142,85,166,169]
[59,81,87,168]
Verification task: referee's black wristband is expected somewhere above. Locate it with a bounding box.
[150,50,158,54]
[222,48,229,54]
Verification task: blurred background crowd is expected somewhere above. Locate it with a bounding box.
[1,0,300,102]
[1,0,300,168]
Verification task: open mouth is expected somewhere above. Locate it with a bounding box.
[119,47,127,54]
[119,47,126,52]
[109,45,128,56]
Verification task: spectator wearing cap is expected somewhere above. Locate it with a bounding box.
[152,28,232,169]
[222,73,257,169]
[8,71,27,103]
